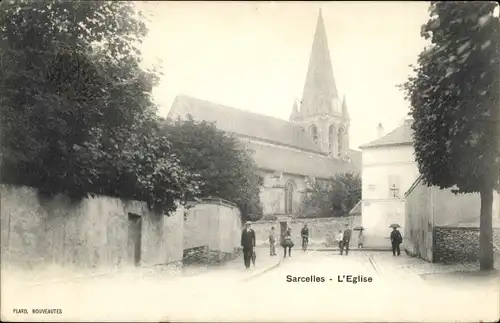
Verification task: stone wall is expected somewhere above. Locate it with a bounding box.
[404,176,500,264]
[0,185,242,273]
[250,215,361,248]
[183,199,242,255]
[0,184,184,272]
[433,227,500,264]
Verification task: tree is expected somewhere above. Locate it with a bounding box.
[0,0,200,214]
[163,116,264,221]
[401,1,500,270]
[300,173,361,218]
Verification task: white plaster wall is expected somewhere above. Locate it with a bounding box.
[432,188,500,227]
[361,144,419,246]
[362,199,405,234]
[362,145,416,165]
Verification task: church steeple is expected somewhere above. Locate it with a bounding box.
[290,9,351,158]
[298,8,340,118]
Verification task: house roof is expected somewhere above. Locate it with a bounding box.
[240,140,357,179]
[359,119,414,149]
[168,95,325,154]
[348,200,362,215]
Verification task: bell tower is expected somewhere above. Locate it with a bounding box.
[290,9,350,159]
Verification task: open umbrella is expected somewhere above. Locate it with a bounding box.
[389,223,401,229]
[353,226,364,231]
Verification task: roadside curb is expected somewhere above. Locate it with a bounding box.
[419,268,500,280]
[313,248,392,252]
[240,260,282,282]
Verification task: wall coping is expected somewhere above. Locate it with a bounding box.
[404,174,423,197]
[187,197,238,209]
[435,226,480,231]
[252,215,359,225]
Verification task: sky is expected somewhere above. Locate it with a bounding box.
[138,1,431,150]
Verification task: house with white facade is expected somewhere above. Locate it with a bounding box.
[358,119,420,247]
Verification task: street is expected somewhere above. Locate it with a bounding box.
[3,249,498,322]
[186,250,498,322]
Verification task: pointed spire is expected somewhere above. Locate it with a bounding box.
[289,98,299,121]
[298,8,340,118]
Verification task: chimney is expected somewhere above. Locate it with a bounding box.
[377,123,384,138]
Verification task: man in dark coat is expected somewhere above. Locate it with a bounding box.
[340,224,352,256]
[301,224,309,251]
[241,221,256,269]
[390,227,403,256]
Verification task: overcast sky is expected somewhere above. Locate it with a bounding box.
[138,1,431,150]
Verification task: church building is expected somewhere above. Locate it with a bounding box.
[168,10,361,218]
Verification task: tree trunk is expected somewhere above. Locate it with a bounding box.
[479,187,494,270]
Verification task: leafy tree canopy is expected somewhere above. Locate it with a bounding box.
[402,1,499,270]
[402,1,500,194]
[0,0,201,214]
[300,172,361,218]
[163,116,264,221]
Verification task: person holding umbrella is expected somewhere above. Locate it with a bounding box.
[353,226,365,249]
[389,224,403,256]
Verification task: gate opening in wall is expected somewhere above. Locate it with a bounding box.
[127,213,142,267]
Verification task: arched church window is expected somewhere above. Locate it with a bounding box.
[310,125,318,143]
[284,181,294,214]
[338,128,344,156]
[328,125,335,153]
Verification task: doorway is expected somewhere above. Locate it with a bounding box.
[280,221,287,237]
[127,213,142,266]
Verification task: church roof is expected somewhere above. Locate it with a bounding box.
[168,95,324,154]
[359,119,414,149]
[298,9,341,117]
[241,140,357,179]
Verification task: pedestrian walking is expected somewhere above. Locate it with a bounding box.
[269,226,277,256]
[282,227,294,258]
[340,224,352,256]
[241,221,256,269]
[336,230,344,251]
[357,230,365,249]
[390,227,403,256]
